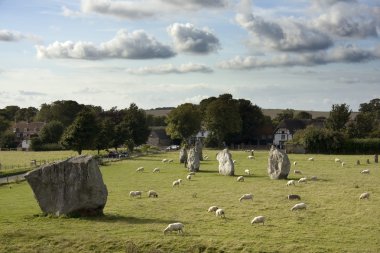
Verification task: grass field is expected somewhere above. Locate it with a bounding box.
[0,150,379,252]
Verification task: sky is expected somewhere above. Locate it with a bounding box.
[0,0,379,111]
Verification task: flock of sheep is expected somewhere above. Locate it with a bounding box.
[128,153,374,235]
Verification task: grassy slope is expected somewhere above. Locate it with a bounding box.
[0,150,379,253]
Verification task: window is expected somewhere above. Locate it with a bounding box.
[281,134,286,140]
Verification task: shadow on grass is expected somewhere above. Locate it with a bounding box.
[81,214,174,224]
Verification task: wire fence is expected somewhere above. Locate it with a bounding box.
[0,157,73,173]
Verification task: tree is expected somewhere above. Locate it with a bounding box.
[14,107,38,122]
[204,94,242,146]
[0,131,17,149]
[326,103,352,131]
[294,111,312,120]
[273,109,295,126]
[94,119,114,154]
[60,109,99,155]
[36,100,84,126]
[39,120,64,144]
[166,103,201,144]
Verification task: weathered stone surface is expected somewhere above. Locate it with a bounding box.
[267,146,290,179]
[179,147,187,164]
[195,140,203,161]
[187,147,200,172]
[217,149,234,176]
[25,155,108,217]
[374,154,378,163]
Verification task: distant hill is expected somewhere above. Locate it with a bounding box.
[146,108,358,119]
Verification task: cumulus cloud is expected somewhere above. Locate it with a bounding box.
[236,0,333,52]
[218,44,380,70]
[167,23,220,54]
[0,29,41,43]
[126,63,213,75]
[80,0,227,20]
[36,29,176,60]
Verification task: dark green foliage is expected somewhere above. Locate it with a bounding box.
[36,100,84,127]
[294,111,312,120]
[0,131,17,149]
[146,115,167,126]
[341,138,380,154]
[14,107,38,122]
[39,120,64,144]
[274,109,295,126]
[325,103,352,131]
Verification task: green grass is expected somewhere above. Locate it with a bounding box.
[0,150,379,252]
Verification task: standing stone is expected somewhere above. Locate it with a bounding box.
[25,155,108,217]
[217,149,234,176]
[179,147,187,164]
[367,159,370,164]
[356,160,361,166]
[267,145,290,179]
[195,140,203,161]
[374,154,378,163]
[187,147,200,172]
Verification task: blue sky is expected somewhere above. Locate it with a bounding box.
[0,0,379,111]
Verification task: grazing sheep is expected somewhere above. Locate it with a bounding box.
[361,169,370,174]
[129,191,142,198]
[172,180,180,187]
[233,160,237,164]
[237,176,244,182]
[298,177,307,183]
[152,168,160,173]
[215,208,225,218]
[163,223,184,234]
[294,170,302,174]
[168,159,174,163]
[310,176,318,181]
[359,192,370,200]
[136,167,144,172]
[239,193,253,202]
[244,169,251,175]
[208,206,219,212]
[148,190,158,198]
[188,172,196,176]
[186,175,192,180]
[203,155,209,160]
[291,202,307,211]
[248,155,254,159]
[341,162,345,167]
[287,180,296,186]
[308,157,314,161]
[162,159,168,163]
[178,179,182,183]
[293,161,297,167]
[288,194,301,200]
[334,158,341,163]
[251,216,265,225]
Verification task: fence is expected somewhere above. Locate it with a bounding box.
[0,157,73,174]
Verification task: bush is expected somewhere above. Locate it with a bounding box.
[341,138,380,154]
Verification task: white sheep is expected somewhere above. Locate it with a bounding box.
[239,193,253,202]
[233,160,237,164]
[244,169,251,175]
[186,175,192,180]
[152,168,160,173]
[298,177,307,183]
[248,155,254,159]
[359,192,370,200]
[172,180,180,187]
[334,158,341,163]
[287,194,301,200]
[294,170,302,174]
[291,202,307,211]
[251,216,265,225]
[148,190,158,198]
[163,223,184,234]
[162,159,168,163]
[341,162,345,167]
[293,161,297,167]
[208,206,219,212]
[215,208,225,218]
[308,157,314,161]
[360,169,370,174]
[237,176,244,182]
[177,179,183,184]
[287,180,296,186]
[136,167,144,172]
[129,191,142,198]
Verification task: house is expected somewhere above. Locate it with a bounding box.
[12,121,46,150]
[273,119,324,149]
[147,127,172,147]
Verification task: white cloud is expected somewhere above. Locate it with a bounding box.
[161,0,228,9]
[0,29,41,43]
[126,63,213,75]
[167,23,221,54]
[36,29,176,60]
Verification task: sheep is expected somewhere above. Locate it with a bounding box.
[287,194,301,200]
[172,180,180,187]
[244,169,251,175]
[162,159,168,163]
[177,179,183,184]
[237,176,244,182]
[233,160,237,164]
[251,216,265,225]
[248,155,254,159]
[291,202,307,211]
[293,161,297,167]
[294,170,302,174]
[334,158,341,163]
[359,192,370,200]
[341,162,345,167]
[163,222,184,234]
[298,177,307,183]
[186,175,192,180]
[287,180,296,186]
[308,157,314,161]
[136,167,144,172]
[215,208,225,218]
[148,190,158,198]
[208,206,219,212]
[360,169,370,174]
[203,155,209,160]
[152,168,160,173]
[129,191,142,198]
[168,159,174,163]
[239,193,253,202]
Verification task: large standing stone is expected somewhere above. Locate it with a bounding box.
[267,146,290,179]
[25,155,108,217]
[374,154,378,163]
[179,147,187,164]
[217,149,234,176]
[187,147,200,172]
[195,140,203,161]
